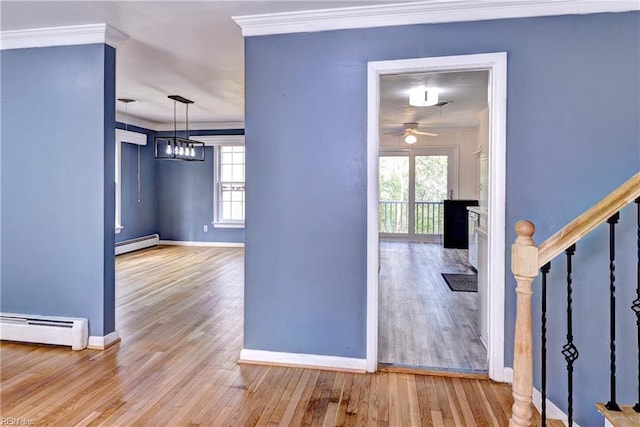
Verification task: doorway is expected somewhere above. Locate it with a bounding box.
[366,53,507,381]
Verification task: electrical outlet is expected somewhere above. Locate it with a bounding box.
[203,225,208,232]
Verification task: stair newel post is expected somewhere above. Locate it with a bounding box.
[510,220,539,427]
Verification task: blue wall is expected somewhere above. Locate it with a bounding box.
[244,12,639,425]
[155,129,245,243]
[1,44,116,337]
[115,126,245,244]
[115,123,157,243]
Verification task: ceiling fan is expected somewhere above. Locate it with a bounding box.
[384,122,439,144]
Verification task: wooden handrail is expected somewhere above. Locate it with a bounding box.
[538,172,640,267]
[509,171,640,426]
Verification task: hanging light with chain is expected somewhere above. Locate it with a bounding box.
[154,95,205,161]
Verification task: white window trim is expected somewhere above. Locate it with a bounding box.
[196,135,246,228]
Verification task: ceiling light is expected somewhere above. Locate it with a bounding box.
[154,95,205,161]
[404,134,417,144]
[409,86,439,107]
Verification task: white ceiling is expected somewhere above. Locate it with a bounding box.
[1,1,486,129]
[380,70,489,135]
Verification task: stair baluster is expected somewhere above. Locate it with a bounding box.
[606,212,622,412]
[562,244,579,426]
[634,198,640,413]
[541,262,551,426]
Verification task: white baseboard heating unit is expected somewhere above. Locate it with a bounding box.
[0,313,88,350]
[115,233,160,255]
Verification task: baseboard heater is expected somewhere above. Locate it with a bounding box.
[115,233,160,255]
[0,313,88,350]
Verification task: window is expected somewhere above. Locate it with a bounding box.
[214,145,245,227]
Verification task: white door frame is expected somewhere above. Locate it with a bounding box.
[366,52,508,382]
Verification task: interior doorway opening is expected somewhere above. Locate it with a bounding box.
[377,69,488,372]
[367,53,507,381]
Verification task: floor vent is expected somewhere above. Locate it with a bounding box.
[0,313,88,350]
[115,233,160,255]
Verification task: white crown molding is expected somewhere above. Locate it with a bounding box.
[0,23,128,50]
[233,0,640,36]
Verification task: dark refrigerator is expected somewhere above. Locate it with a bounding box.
[443,199,479,249]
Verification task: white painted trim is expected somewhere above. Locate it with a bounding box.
[116,129,147,146]
[367,52,508,381]
[212,222,245,229]
[366,62,380,373]
[503,366,514,383]
[486,52,508,383]
[192,135,245,146]
[233,0,639,36]
[239,349,368,372]
[533,385,581,427]
[87,331,120,350]
[0,23,128,50]
[159,240,245,248]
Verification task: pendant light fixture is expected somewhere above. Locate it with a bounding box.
[154,95,205,161]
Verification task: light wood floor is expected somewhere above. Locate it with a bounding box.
[0,245,531,426]
[379,241,488,371]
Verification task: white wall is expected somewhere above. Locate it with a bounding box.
[477,109,489,207]
[380,127,480,200]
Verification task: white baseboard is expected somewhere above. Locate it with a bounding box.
[87,331,120,350]
[239,349,367,373]
[159,240,244,248]
[532,386,580,427]
[503,367,514,383]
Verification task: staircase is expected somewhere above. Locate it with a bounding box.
[509,172,640,427]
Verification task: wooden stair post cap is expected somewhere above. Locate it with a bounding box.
[514,220,535,245]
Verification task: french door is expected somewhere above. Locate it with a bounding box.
[378,148,458,241]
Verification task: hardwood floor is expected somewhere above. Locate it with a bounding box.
[378,241,487,371]
[0,245,524,426]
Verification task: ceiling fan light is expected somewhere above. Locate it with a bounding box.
[409,87,439,107]
[404,134,417,144]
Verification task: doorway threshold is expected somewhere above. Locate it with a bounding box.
[378,363,489,380]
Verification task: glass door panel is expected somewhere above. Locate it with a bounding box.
[379,156,409,234]
[414,155,447,236]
